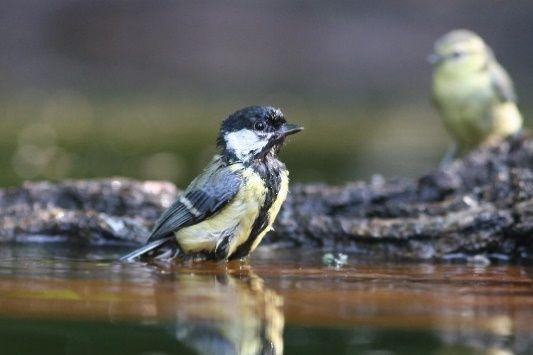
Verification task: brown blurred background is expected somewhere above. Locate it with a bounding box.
[0,1,531,187]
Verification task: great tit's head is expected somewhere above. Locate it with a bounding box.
[218,106,303,163]
[429,29,492,72]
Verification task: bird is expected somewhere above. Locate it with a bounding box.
[429,29,523,162]
[121,106,302,261]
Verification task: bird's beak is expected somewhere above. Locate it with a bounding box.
[260,122,303,157]
[280,123,304,137]
[427,53,444,65]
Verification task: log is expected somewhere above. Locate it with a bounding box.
[0,134,531,260]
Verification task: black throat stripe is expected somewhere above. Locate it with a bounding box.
[230,158,285,259]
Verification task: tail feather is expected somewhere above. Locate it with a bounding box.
[120,237,174,261]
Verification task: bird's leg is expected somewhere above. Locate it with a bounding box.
[214,227,237,260]
[153,242,181,260]
[440,143,459,167]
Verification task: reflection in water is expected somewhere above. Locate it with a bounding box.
[165,270,284,355]
[0,245,531,354]
[0,245,284,355]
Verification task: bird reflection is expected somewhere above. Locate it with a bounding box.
[148,262,284,355]
[0,247,285,355]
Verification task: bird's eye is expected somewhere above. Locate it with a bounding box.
[451,51,463,59]
[254,122,265,131]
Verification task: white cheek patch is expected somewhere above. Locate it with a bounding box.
[225,129,269,160]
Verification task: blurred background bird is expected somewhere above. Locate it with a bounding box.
[429,29,523,162]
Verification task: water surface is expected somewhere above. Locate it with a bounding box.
[0,244,531,354]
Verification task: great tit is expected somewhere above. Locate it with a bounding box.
[429,29,523,159]
[121,106,302,261]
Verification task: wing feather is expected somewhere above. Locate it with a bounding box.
[147,163,242,242]
[490,62,517,103]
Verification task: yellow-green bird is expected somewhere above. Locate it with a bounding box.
[430,29,523,159]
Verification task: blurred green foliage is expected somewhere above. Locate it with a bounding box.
[0,93,466,188]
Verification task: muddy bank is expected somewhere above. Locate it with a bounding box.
[0,134,531,260]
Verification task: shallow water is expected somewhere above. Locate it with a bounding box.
[0,244,531,355]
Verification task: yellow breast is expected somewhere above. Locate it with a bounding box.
[174,165,267,256]
[248,169,289,254]
[433,69,495,147]
[434,70,492,117]
[227,168,270,256]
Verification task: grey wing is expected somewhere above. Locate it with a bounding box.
[490,63,517,102]
[147,166,242,242]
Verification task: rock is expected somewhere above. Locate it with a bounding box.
[0,134,531,260]
[0,178,178,244]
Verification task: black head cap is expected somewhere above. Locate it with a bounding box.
[217,106,285,147]
[221,106,284,132]
[217,105,302,163]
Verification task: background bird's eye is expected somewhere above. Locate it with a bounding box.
[451,51,462,59]
[254,121,265,131]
